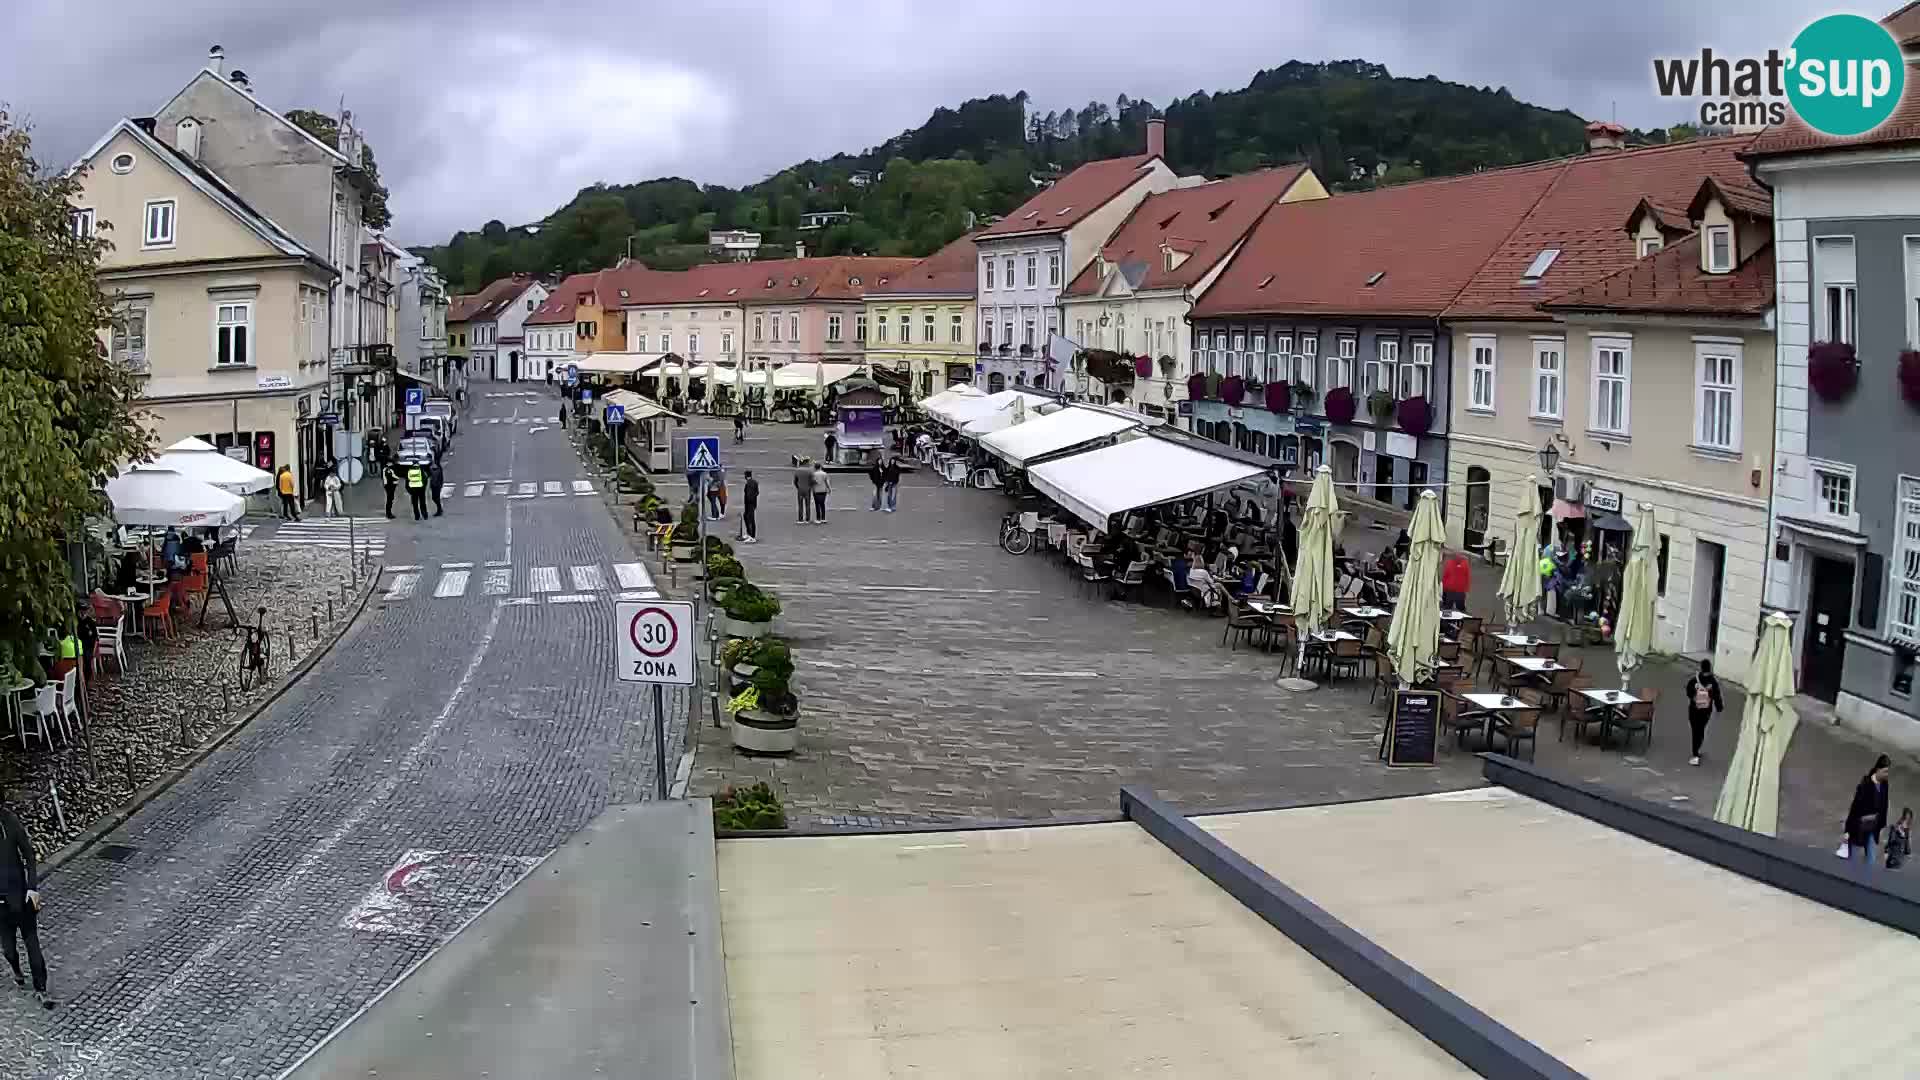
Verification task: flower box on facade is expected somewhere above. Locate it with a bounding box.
[1396,395,1433,435]
[1186,372,1208,401]
[1900,350,1920,409]
[1265,381,1291,414]
[1366,389,1396,423]
[1220,375,1246,406]
[1324,386,1356,425]
[1808,341,1859,402]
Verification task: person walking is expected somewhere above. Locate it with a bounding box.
[323,469,344,518]
[1441,551,1470,613]
[275,466,301,521]
[793,457,814,524]
[382,461,401,520]
[559,402,568,429]
[810,461,831,524]
[706,469,727,521]
[733,413,746,444]
[1846,754,1893,871]
[1683,659,1726,766]
[0,802,51,1009]
[882,456,901,513]
[405,460,430,521]
[823,430,837,465]
[740,470,759,544]
[428,457,446,517]
[868,460,885,511]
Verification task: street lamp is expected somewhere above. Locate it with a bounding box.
[1537,440,1560,474]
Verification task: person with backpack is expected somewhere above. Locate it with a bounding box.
[1684,658,1726,766]
[405,461,430,521]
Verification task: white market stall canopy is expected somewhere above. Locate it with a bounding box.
[770,362,862,389]
[917,383,986,415]
[1028,436,1266,531]
[106,467,247,528]
[572,352,670,376]
[980,406,1143,468]
[149,447,275,495]
[933,389,1053,431]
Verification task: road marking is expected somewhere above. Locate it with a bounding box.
[615,589,661,600]
[484,560,511,568]
[498,597,537,607]
[542,481,563,497]
[383,573,418,600]
[613,562,653,590]
[518,482,537,496]
[433,570,469,598]
[529,426,550,433]
[442,561,474,569]
[439,485,452,498]
[492,482,510,495]
[529,566,561,593]
[571,480,594,494]
[385,565,421,573]
[569,565,605,591]
[463,483,486,497]
[482,568,511,595]
[547,593,594,604]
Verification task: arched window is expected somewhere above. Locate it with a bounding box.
[988,372,1006,393]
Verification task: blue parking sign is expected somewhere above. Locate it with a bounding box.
[404,387,425,414]
[685,436,721,471]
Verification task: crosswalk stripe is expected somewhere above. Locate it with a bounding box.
[613,563,653,590]
[572,480,595,494]
[439,484,452,498]
[518,482,537,496]
[482,569,511,595]
[542,481,562,495]
[443,561,474,569]
[530,566,561,593]
[547,594,594,604]
[434,570,470,598]
[464,483,485,497]
[383,573,418,600]
[569,565,604,591]
[492,482,510,495]
[616,590,661,601]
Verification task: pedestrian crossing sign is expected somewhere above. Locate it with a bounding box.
[685,436,722,471]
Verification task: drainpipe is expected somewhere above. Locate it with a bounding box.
[1744,155,1787,634]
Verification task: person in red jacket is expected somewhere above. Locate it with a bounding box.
[1441,552,1471,613]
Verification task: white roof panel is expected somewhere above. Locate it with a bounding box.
[1028,436,1265,530]
[980,406,1142,468]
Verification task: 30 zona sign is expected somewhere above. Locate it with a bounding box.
[616,600,695,685]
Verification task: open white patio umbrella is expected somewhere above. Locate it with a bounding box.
[1713,611,1800,837]
[1385,490,1446,686]
[1614,501,1660,690]
[150,446,275,495]
[1495,473,1544,627]
[164,436,221,453]
[1282,465,1339,691]
[105,466,246,528]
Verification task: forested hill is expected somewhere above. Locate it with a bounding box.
[423,60,1629,292]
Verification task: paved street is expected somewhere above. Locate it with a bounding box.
[0,381,686,1079]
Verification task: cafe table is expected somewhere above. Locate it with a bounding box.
[1246,599,1291,617]
[1438,610,1470,623]
[1341,605,1390,620]
[1458,692,1536,748]
[1576,688,1643,746]
[111,589,151,641]
[1493,632,1543,649]
[2,677,32,744]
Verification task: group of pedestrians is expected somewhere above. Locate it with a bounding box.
[380,457,444,521]
[867,458,903,513]
[792,458,831,525]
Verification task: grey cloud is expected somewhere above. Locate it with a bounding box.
[2,0,1816,246]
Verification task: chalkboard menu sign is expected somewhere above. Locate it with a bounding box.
[1381,689,1440,767]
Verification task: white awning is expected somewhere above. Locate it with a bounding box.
[917,383,985,414]
[769,361,863,389]
[980,406,1142,468]
[106,467,248,528]
[571,352,669,375]
[164,436,221,453]
[1027,437,1266,531]
[931,389,1051,431]
[600,389,684,422]
[149,447,276,495]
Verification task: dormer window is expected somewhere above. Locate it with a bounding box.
[1705,226,1733,273]
[1639,236,1663,258]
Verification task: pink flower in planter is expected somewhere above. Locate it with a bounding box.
[1134,354,1154,379]
[1186,372,1208,401]
[1900,350,1920,409]
[1265,381,1291,413]
[1324,386,1356,425]
[1396,395,1432,435]
[1220,375,1245,406]
[1807,341,1859,402]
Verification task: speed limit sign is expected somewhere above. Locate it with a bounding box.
[616,600,695,685]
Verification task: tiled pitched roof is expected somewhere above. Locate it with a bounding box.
[447,294,479,323]
[526,272,600,325]
[1539,233,1774,317]
[1191,161,1565,319]
[1443,134,1764,319]
[868,232,980,297]
[1063,166,1309,298]
[975,154,1159,240]
[459,275,537,323]
[611,257,918,306]
[1889,1,1920,46]
[1746,57,1920,157]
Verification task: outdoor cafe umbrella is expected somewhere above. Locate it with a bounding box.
[1385,489,1446,686]
[1712,610,1800,837]
[105,466,246,528]
[1495,473,1544,627]
[151,445,275,495]
[1282,465,1338,691]
[1614,501,1660,690]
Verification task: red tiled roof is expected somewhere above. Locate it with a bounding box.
[1443,134,1764,319]
[1192,161,1565,319]
[451,275,537,324]
[867,232,980,296]
[1063,166,1309,298]
[1747,58,1920,157]
[975,154,1159,240]
[526,271,600,325]
[612,257,918,306]
[1539,233,1774,317]
[447,294,480,323]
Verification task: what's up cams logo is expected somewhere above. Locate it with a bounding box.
[1654,13,1906,136]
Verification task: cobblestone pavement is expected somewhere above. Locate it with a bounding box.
[0,380,691,1079]
[692,421,1918,856]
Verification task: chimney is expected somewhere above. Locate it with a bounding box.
[207,44,224,75]
[229,69,251,92]
[794,240,805,259]
[1146,117,1166,159]
[1585,121,1627,153]
[176,117,202,160]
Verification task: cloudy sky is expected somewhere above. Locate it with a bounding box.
[4,0,1816,245]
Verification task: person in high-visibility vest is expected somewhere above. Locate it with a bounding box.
[405,462,430,521]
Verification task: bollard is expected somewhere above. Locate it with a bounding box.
[327,596,335,624]
[221,679,231,718]
[124,749,138,793]
[180,709,191,747]
[310,606,320,642]
[48,780,66,835]
[286,631,297,665]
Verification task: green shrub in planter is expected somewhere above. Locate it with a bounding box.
[720,637,755,669]
[587,431,611,459]
[674,500,701,543]
[722,583,782,622]
[750,665,797,716]
[747,637,793,679]
[703,538,735,559]
[712,782,787,830]
[617,463,651,494]
[707,553,746,582]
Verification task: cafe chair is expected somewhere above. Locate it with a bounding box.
[1327,634,1367,683]
[1531,639,1562,660]
[1609,687,1662,752]
[143,591,175,640]
[51,670,80,745]
[94,623,129,675]
[1444,697,1489,753]
[1076,552,1111,596]
[1368,652,1398,706]
[1110,560,1148,603]
[1492,702,1541,762]
[1221,596,1270,651]
[1268,624,1298,674]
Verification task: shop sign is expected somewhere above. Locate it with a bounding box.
[1588,487,1623,513]
[257,374,293,391]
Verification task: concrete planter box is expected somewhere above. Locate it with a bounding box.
[724,616,771,639]
[731,707,798,754]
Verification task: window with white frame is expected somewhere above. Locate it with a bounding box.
[1214,331,1229,376]
[1399,339,1433,399]
[874,315,887,343]
[1639,236,1663,258]
[1531,339,1564,419]
[1590,338,1631,434]
[1705,226,1733,272]
[1811,460,1855,525]
[1468,335,1497,411]
[1022,319,1034,347]
[113,307,148,370]
[1048,253,1061,286]
[1025,255,1037,287]
[70,208,94,239]
[1298,334,1318,389]
[661,331,672,353]
[721,331,733,355]
[1045,309,1058,342]
[1269,334,1288,384]
[688,331,701,355]
[892,313,906,343]
[1815,236,1857,345]
[827,314,842,341]
[1695,343,1741,451]
[1333,335,1356,388]
[753,314,763,341]
[769,315,781,342]
[984,259,995,290]
[1893,476,1920,644]
[1003,258,1014,288]
[1003,320,1013,346]
[925,313,936,342]
[856,314,867,342]
[143,199,176,247]
[1908,238,1920,347]
[1368,337,1398,394]
[787,314,798,341]
[214,300,251,366]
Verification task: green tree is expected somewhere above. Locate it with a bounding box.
[284,109,392,230]
[0,110,154,675]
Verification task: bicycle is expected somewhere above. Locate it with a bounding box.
[999,510,1037,555]
[235,606,272,692]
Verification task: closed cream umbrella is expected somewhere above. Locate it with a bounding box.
[1614,501,1660,690]
[1495,473,1544,627]
[1385,490,1446,686]
[1281,465,1338,691]
[1712,611,1800,837]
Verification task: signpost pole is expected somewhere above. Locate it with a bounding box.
[652,683,668,800]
